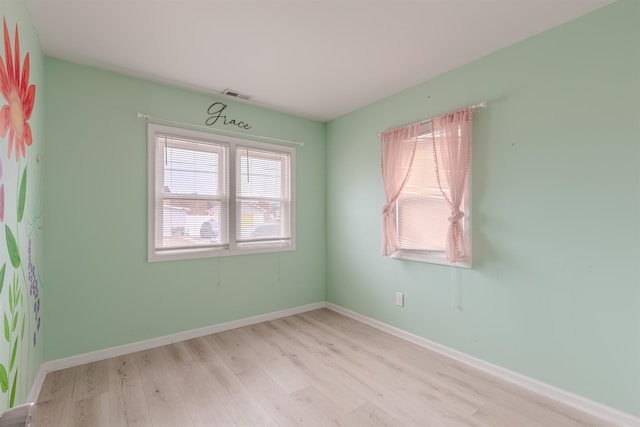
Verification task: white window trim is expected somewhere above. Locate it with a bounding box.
[147,124,296,262]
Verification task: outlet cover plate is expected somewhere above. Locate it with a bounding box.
[395,292,404,307]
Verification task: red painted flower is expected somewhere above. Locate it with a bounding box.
[0,19,36,161]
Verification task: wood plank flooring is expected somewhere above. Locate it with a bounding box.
[33,309,613,426]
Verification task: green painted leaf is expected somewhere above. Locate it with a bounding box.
[3,313,9,343]
[9,340,16,372]
[13,286,19,309]
[11,312,17,333]
[0,263,5,296]
[17,167,27,223]
[20,313,24,340]
[4,226,20,269]
[9,370,17,407]
[8,284,13,313]
[0,364,7,393]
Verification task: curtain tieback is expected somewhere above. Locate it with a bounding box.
[382,203,395,215]
[448,210,464,223]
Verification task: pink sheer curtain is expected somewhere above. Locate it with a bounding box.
[431,108,472,263]
[381,123,421,256]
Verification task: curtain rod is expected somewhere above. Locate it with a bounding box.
[137,112,304,147]
[377,101,487,137]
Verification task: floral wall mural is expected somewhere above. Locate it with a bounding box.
[0,10,43,411]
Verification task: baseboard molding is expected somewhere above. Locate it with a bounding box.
[325,303,640,427]
[28,301,325,402]
[27,368,47,404]
[26,300,639,426]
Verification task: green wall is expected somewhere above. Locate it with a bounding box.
[43,59,326,360]
[0,0,44,410]
[326,0,639,417]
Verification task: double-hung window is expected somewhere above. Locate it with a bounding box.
[236,146,292,247]
[148,124,295,262]
[381,108,473,267]
[393,129,471,267]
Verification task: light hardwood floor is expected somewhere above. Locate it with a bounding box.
[33,309,613,426]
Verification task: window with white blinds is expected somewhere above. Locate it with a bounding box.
[236,146,291,247]
[148,124,295,262]
[393,131,470,266]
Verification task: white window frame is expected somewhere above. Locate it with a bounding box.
[390,132,472,268]
[148,124,296,262]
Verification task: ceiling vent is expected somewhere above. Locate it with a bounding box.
[221,89,252,100]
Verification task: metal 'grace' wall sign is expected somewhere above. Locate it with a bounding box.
[206,102,252,130]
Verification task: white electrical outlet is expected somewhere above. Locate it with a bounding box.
[395,292,404,307]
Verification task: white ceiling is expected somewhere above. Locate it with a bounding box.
[26,0,614,122]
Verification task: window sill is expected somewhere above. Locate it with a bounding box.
[390,250,471,268]
[148,244,295,263]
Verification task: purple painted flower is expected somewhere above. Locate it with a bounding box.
[28,238,40,346]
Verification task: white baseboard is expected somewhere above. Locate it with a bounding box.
[27,300,639,426]
[325,303,640,427]
[27,368,47,404]
[28,302,325,402]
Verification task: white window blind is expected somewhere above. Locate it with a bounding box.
[154,134,228,252]
[236,146,291,247]
[394,131,471,266]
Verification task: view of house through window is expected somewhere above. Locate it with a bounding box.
[148,124,295,261]
[236,147,291,246]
